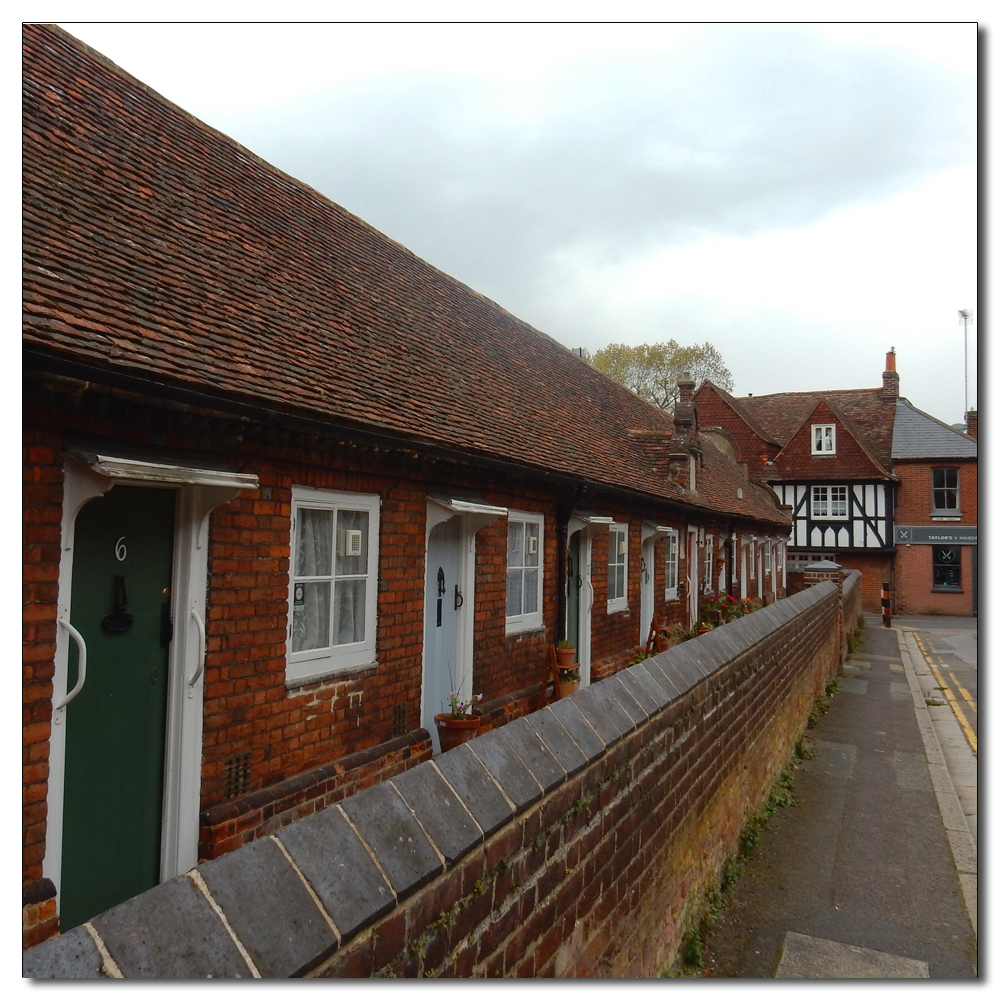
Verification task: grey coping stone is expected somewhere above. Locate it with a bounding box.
[523,707,589,776]
[338,782,444,897]
[390,763,484,867]
[547,698,607,760]
[571,686,624,745]
[278,803,394,939]
[622,662,670,712]
[197,834,335,978]
[468,727,544,812]
[657,649,702,696]
[23,924,104,979]
[640,657,684,702]
[91,874,254,978]
[432,744,513,837]
[500,716,566,793]
[607,672,651,723]
[584,681,636,735]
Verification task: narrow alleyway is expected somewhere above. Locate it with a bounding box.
[697,617,977,978]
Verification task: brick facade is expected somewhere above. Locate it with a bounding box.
[25,578,859,977]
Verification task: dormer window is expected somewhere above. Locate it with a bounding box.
[812,424,836,455]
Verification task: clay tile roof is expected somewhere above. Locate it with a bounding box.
[738,388,896,468]
[698,380,780,447]
[22,25,788,528]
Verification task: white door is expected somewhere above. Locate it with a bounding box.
[686,527,699,626]
[423,516,463,752]
[639,537,655,651]
[740,544,748,600]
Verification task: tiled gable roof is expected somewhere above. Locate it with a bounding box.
[697,380,780,447]
[23,25,786,528]
[770,399,894,480]
[738,388,896,468]
[892,399,978,460]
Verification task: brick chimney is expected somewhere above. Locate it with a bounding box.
[882,348,899,399]
[965,408,977,438]
[669,372,700,489]
[677,372,695,405]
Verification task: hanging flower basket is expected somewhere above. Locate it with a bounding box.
[434,713,482,752]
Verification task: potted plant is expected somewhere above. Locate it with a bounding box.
[434,691,483,752]
[555,665,581,699]
[555,639,577,667]
[696,621,715,635]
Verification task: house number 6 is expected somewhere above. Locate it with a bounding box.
[115,537,127,562]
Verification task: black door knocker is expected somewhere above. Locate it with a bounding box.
[101,574,134,634]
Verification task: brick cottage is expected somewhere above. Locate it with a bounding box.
[23,24,791,945]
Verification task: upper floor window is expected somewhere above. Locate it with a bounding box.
[812,424,836,455]
[812,485,848,519]
[506,510,544,634]
[607,523,628,612]
[288,487,380,685]
[664,529,679,600]
[932,467,959,511]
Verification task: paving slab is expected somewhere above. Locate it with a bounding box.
[775,932,929,978]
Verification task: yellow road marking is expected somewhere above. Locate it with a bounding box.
[928,662,977,755]
[909,632,978,753]
[948,670,977,715]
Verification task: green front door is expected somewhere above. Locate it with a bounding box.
[60,486,176,931]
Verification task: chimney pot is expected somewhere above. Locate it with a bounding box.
[882,350,899,398]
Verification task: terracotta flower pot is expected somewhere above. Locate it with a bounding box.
[555,677,580,699]
[434,713,482,752]
[555,646,576,667]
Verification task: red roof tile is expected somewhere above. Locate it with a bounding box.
[22,25,786,529]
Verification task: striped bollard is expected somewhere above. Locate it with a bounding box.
[881,582,892,627]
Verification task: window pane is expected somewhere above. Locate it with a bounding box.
[507,569,523,617]
[333,579,366,645]
[508,521,524,569]
[296,508,333,577]
[292,581,331,651]
[336,509,369,576]
[614,565,626,600]
[523,568,538,614]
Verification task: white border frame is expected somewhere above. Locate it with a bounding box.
[606,522,629,614]
[504,509,545,635]
[811,423,837,455]
[46,457,251,904]
[286,486,381,686]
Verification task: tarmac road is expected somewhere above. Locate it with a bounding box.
[696,615,977,979]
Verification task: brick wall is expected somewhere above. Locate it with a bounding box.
[894,544,974,616]
[25,375,764,918]
[893,459,977,526]
[25,581,851,978]
[832,551,893,614]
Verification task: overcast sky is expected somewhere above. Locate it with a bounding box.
[60,20,978,424]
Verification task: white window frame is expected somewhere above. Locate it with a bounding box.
[764,541,772,575]
[287,487,380,686]
[664,529,680,601]
[607,522,629,613]
[812,423,836,455]
[812,485,848,520]
[704,535,714,594]
[505,509,545,635]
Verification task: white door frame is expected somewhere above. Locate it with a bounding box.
[567,515,613,687]
[686,525,699,626]
[46,455,257,902]
[640,523,673,648]
[422,498,506,744]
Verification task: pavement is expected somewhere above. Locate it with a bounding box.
[698,614,978,979]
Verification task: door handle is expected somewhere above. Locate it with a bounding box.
[188,605,206,695]
[55,618,87,711]
[454,585,464,610]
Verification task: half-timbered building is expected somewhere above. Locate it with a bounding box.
[696,350,978,615]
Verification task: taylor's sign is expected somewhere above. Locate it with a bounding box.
[894,525,977,545]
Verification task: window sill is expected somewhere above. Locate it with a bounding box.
[930,587,964,594]
[810,453,837,458]
[505,622,546,638]
[285,660,378,690]
[606,601,629,615]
